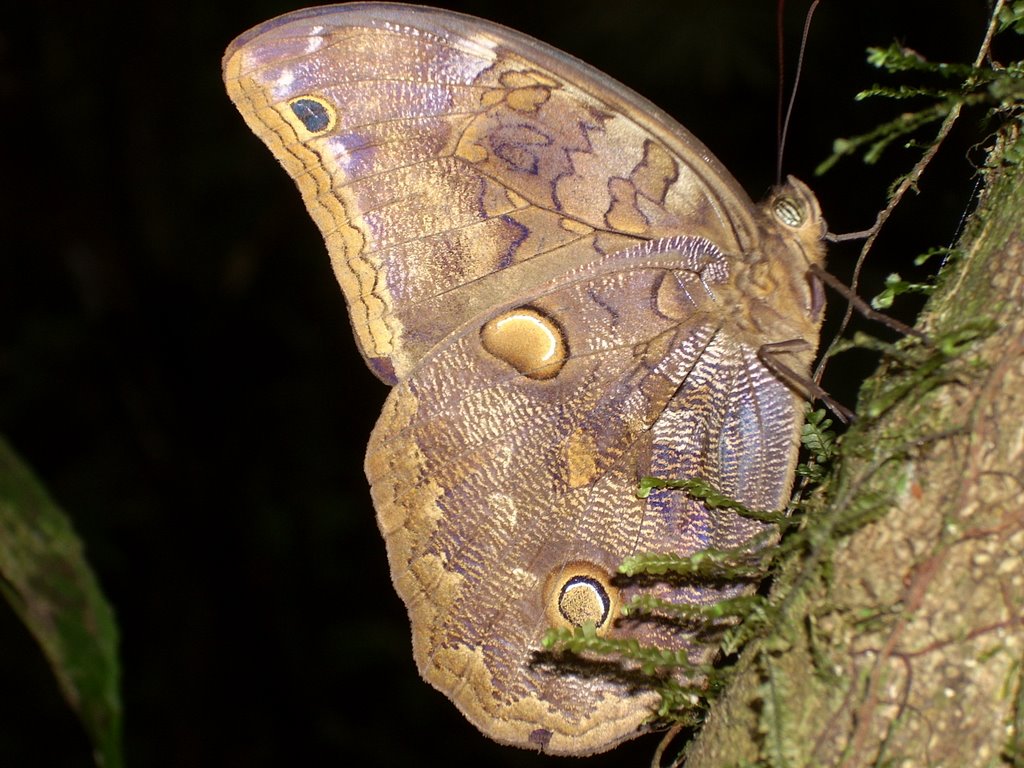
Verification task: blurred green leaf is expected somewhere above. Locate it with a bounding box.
[871,272,935,309]
[0,437,122,768]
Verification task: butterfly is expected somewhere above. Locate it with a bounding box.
[223,2,826,754]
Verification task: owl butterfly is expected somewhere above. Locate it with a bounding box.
[223,2,826,755]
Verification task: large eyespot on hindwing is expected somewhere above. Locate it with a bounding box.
[480,306,568,380]
[286,95,337,135]
[544,563,619,634]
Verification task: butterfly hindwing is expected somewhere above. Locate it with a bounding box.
[364,235,802,752]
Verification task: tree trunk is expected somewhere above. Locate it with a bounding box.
[683,126,1024,766]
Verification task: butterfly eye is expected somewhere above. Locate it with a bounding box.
[286,95,336,134]
[772,194,806,228]
[480,306,568,380]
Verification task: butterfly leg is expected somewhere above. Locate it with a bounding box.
[757,339,855,423]
[808,264,931,343]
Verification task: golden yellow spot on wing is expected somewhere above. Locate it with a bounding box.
[480,306,567,380]
[631,140,679,203]
[562,428,599,488]
[499,69,558,89]
[559,217,593,235]
[605,178,648,234]
[458,141,488,164]
[506,86,551,112]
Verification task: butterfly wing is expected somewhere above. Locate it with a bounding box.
[223,2,826,755]
[222,2,765,384]
[366,234,806,753]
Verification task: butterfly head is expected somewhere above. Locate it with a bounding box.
[733,176,829,340]
[765,175,827,267]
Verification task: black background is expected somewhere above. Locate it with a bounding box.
[0,1,1002,766]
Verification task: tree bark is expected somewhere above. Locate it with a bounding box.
[683,125,1024,767]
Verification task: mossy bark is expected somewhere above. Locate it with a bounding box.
[684,125,1024,768]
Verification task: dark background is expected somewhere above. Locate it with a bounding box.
[0,1,1000,766]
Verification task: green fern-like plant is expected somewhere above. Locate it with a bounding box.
[816,40,1021,175]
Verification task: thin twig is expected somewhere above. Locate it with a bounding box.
[813,0,1005,385]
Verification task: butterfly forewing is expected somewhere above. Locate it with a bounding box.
[223,2,767,382]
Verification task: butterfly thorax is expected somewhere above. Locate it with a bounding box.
[720,176,827,357]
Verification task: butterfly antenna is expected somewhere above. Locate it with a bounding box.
[777,0,821,184]
[775,0,786,184]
